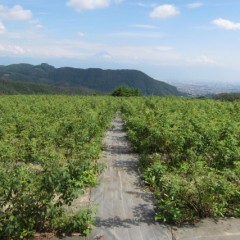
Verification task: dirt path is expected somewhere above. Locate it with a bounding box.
[55,114,240,240]
[82,114,172,240]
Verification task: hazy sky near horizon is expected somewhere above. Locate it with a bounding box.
[0,0,240,84]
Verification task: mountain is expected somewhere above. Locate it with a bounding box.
[0,63,181,96]
[0,79,97,95]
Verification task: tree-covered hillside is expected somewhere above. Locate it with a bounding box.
[0,63,181,96]
[0,79,96,95]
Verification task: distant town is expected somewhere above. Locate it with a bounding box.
[167,80,240,96]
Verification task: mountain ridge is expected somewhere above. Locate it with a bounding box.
[0,63,181,96]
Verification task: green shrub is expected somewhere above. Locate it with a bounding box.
[111,86,141,97]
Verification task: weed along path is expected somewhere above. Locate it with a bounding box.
[55,114,240,240]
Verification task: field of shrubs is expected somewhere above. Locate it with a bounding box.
[122,97,240,223]
[0,96,118,239]
[1,95,240,239]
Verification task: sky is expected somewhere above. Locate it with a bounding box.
[0,0,240,84]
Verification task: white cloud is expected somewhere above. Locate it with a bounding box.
[29,19,43,29]
[67,0,109,11]
[212,18,240,30]
[107,45,180,64]
[35,24,43,29]
[0,43,26,54]
[130,2,156,8]
[111,31,165,38]
[0,33,180,65]
[187,54,215,64]
[130,24,157,29]
[187,2,203,9]
[66,0,122,11]
[94,51,112,60]
[0,5,42,33]
[150,4,180,19]
[78,32,85,37]
[155,46,174,52]
[12,45,26,54]
[0,21,6,34]
[0,41,85,58]
[0,5,32,21]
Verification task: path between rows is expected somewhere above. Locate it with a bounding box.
[56,115,240,240]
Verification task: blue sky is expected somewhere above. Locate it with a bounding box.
[0,0,240,84]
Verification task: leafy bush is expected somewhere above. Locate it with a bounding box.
[111,86,141,97]
[122,97,240,224]
[0,96,118,239]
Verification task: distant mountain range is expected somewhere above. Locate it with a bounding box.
[0,63,181,96]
